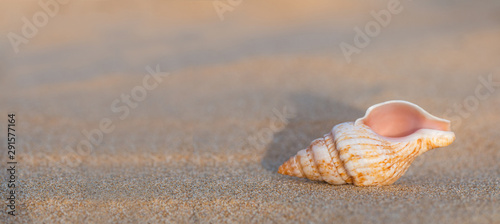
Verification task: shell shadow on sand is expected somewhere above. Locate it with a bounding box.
[261,93,364,172]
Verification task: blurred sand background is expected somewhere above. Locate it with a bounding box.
[1,0,499,223]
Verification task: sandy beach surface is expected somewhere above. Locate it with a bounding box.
[1,1,499,223]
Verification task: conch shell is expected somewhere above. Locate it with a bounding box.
[278,100,455,186]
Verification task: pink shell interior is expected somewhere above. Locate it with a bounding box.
[359,102,451,138]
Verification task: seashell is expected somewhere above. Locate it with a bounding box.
[278,100,455,186]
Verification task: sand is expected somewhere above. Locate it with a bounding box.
[1,1,499,223]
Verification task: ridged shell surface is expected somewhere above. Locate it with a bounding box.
[278,100,456,186]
